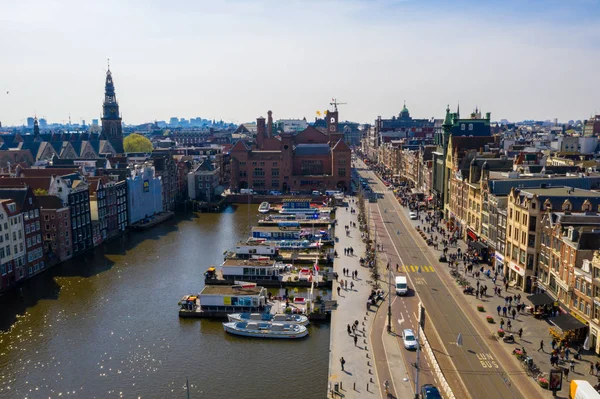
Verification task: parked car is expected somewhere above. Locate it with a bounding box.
[409,212,418,220]
[311,190,322,196]
[269,190,282,196]
[402,329,418,350]
[420,384,442,399]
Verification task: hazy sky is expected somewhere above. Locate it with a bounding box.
[1,0,599,126]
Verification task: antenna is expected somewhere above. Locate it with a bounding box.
[329,98,347,113]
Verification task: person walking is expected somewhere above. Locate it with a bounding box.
[511,308,517,320]
[350,281,354,290]
[539,340,544,352]
[507,320,512,331]
[337,286,341,296]
[570,359,575,372]
[384,380,390,394]
[340,357,346,371]
[518,328,523,340]
[564,366,570,381]
[591,362,595,375]
[497,305,501,315]
[354,335,358,346]
[347,324,351,335]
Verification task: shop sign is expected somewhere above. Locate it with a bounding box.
[495,253,504,262]
[510,261,525,277]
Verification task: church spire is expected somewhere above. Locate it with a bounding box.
[101,65,124,153]
[33,116,40,137]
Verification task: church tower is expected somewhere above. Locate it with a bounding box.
[101,67,124,153]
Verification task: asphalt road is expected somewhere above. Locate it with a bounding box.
[356,162,524,399]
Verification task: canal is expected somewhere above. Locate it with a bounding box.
[0,205,330,399]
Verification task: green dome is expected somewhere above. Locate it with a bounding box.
[400,101,409,114]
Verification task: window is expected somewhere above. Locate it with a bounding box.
[461,124,466,131]
[468,124,473,131]
[338,168,346,177]
[45,215,49,221]
[253,168,265,177]
[34,209,39,218]
[272,168,279,177]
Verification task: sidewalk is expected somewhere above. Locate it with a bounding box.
[328,197,381,398]
[395,194,599,398]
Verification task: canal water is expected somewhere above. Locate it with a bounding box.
[0,205,329,399]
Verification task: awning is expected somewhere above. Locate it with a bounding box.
[549,314,588,332]
[527,293,554,307]
[467,229,477,241]
[468,241,486,251]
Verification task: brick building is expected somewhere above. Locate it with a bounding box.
[230,110,351,193]
[37,195,72,263]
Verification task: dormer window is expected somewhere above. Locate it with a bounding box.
[468,124,473,131]
[461,124,466,131]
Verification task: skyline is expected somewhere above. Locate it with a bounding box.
[1,0,599,126]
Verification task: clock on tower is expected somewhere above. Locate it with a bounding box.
[327,111,338,133]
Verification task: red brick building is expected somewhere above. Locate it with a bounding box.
[230,110,351,193]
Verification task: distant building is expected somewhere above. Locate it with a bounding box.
[0,199,25,293]
[230,110,351,193]
[276,118,308,134]
[126,164,163,225]
[39,118,47,129]
[583,115,600,137]
[27,117,35,129]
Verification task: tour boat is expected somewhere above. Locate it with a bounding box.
[227,312,309,326]
[258,202,271,214]
[222,321,308,339]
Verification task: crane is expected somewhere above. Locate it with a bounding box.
[330,98,347,113]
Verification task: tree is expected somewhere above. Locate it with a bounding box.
[33,188,48,196]
[123,134,153,153]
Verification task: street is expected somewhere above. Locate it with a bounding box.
[357,161,527,399]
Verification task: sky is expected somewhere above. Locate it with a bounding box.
[0,0,599,126]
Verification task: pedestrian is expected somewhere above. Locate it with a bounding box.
[344,280,348,290]
[337,286,341,296]
[507,320,512,331]
[498,288,502,296]
[347,324,351,334]
[591,362,595,375]
[564,367,570,381]
[500,319,505,330]
[384,380,389,394]
[539,340,544,352]
[551,339,556,350]
[340,357,346,371]
[354,335,358,346]
[351,282,354,290]
[596,362,600,375]
[570,359,575,372]
[503,306,507,317]
[518,328,523,339]
[497,305,501,315]
[511,308,517,320]
[566,347,571,361]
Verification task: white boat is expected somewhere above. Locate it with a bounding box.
[227,312,310,326]
[258,202,271,214]
[223,321,308,339]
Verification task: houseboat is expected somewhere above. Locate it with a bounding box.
[227,312,309,326]
[178,285,267,318]
[224,242,279,260]
[222,321,308,339]
[258,202,271,214]
[279,198,319,215]
[251,223,302,240]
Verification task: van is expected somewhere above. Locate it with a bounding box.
[395,276,408,296]
[312,190,322,196]
[240,188,254,195]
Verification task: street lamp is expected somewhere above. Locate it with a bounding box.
[387,262,392,333]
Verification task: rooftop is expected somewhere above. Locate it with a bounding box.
[520,187,600,198]
[200,285,264,296]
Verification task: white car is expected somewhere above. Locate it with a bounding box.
[402,329,418,350]
[409,212,418,220]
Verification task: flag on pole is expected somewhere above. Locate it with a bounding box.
[316,110,321,116]
[314,261,319,273]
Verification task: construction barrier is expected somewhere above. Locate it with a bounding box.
[420,330,456,399]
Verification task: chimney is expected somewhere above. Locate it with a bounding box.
[256,116,266,148]
[267,110,273,138]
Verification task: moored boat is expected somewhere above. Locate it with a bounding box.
[222,321,308,339]
[227,312,310,326]
[258,202,271,214]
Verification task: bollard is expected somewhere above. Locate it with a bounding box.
[354,382,356,391]
[367,361,370,366]
[340,382,343,390]
[370,377,374,383]
[366,353,369,358]
[369,369,372,375]
[367,383,369,392]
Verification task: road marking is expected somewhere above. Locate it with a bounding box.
[398,316,404,325]
[476,353,499,369]
[414,277,427,285]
